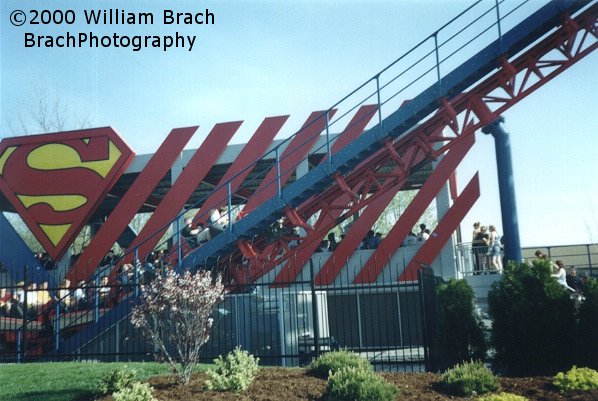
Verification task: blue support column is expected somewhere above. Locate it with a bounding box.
[482,116,522,262]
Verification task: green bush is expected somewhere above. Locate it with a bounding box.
[308,349,372,378]
[554,366,598,392]
[437,279,487,370]
[96,366,137,396]
[440,361,500,396]
[577,277,598,369]
[204,347,260,392]
[477,392,528,401]
[112,381,156,401]
[488,259,576,375]
[325,366,399,401]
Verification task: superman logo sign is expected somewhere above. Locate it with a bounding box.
[0,127,134,262]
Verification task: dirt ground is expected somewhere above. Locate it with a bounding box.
[97,367,598,401]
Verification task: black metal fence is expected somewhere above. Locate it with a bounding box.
[0,259,439,371]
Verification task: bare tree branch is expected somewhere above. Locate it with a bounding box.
[9,83,93,136]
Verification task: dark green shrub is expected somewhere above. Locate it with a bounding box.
[577,277,598,369]
[554,366,598,392]
[308,349,371,378]
[477,392,528,401]
[97,366,137,396]
[440,361,500,397]
[488,259,576,376]
[325,366,399,401]
[204,347,260,392]
[437,279,487,370]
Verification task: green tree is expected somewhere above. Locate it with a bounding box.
[488,259,576,376]
[372,189,436,235]
[437,279,487,370]
[577,277,598,369]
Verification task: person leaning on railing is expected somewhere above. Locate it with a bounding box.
[182,218,211,248]
[36,281,52,306]
[566,266,584,294]
[0,288,11,317]
[488,225,503,273]
[57,278,74,312]
[72,280,91,311]
[7,284,24,318]
[97,275,112,308]
[472,224,489,274]
[208,207,229,237]
[551,260,576,293]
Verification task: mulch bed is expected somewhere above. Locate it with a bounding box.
[94,368,598,401]
[95,367,598,401]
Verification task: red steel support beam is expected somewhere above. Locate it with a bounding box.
[192,116,289,226]
[324,105,378,159]
[226,110,337,283]
[449,172,458,202]
[168,116,289,260]
[243,110,337,212]
[264,105,378,283]
[399,172,480,281]
[311,139,423,285]
[122,122,241,263]
[69,127,198,281]
[313,184,401,286]
[353,133,475,284]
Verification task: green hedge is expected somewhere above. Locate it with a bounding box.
[437,279,487,370]
[576,278,598,369]
[488,260,576,375]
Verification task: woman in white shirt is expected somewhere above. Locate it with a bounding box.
[551,260,575,292]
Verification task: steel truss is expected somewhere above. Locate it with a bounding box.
[227,5,598,285]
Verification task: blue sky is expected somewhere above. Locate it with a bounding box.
[1,0,597,247]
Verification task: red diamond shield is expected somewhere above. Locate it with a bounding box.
[0,127,135,262]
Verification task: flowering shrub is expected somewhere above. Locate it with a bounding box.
[204,347,260,392]
[96,366,137,396]
[554,366,598,392]
[131,270,226,384]
[325,366,399,401]
[112,381,156,401]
